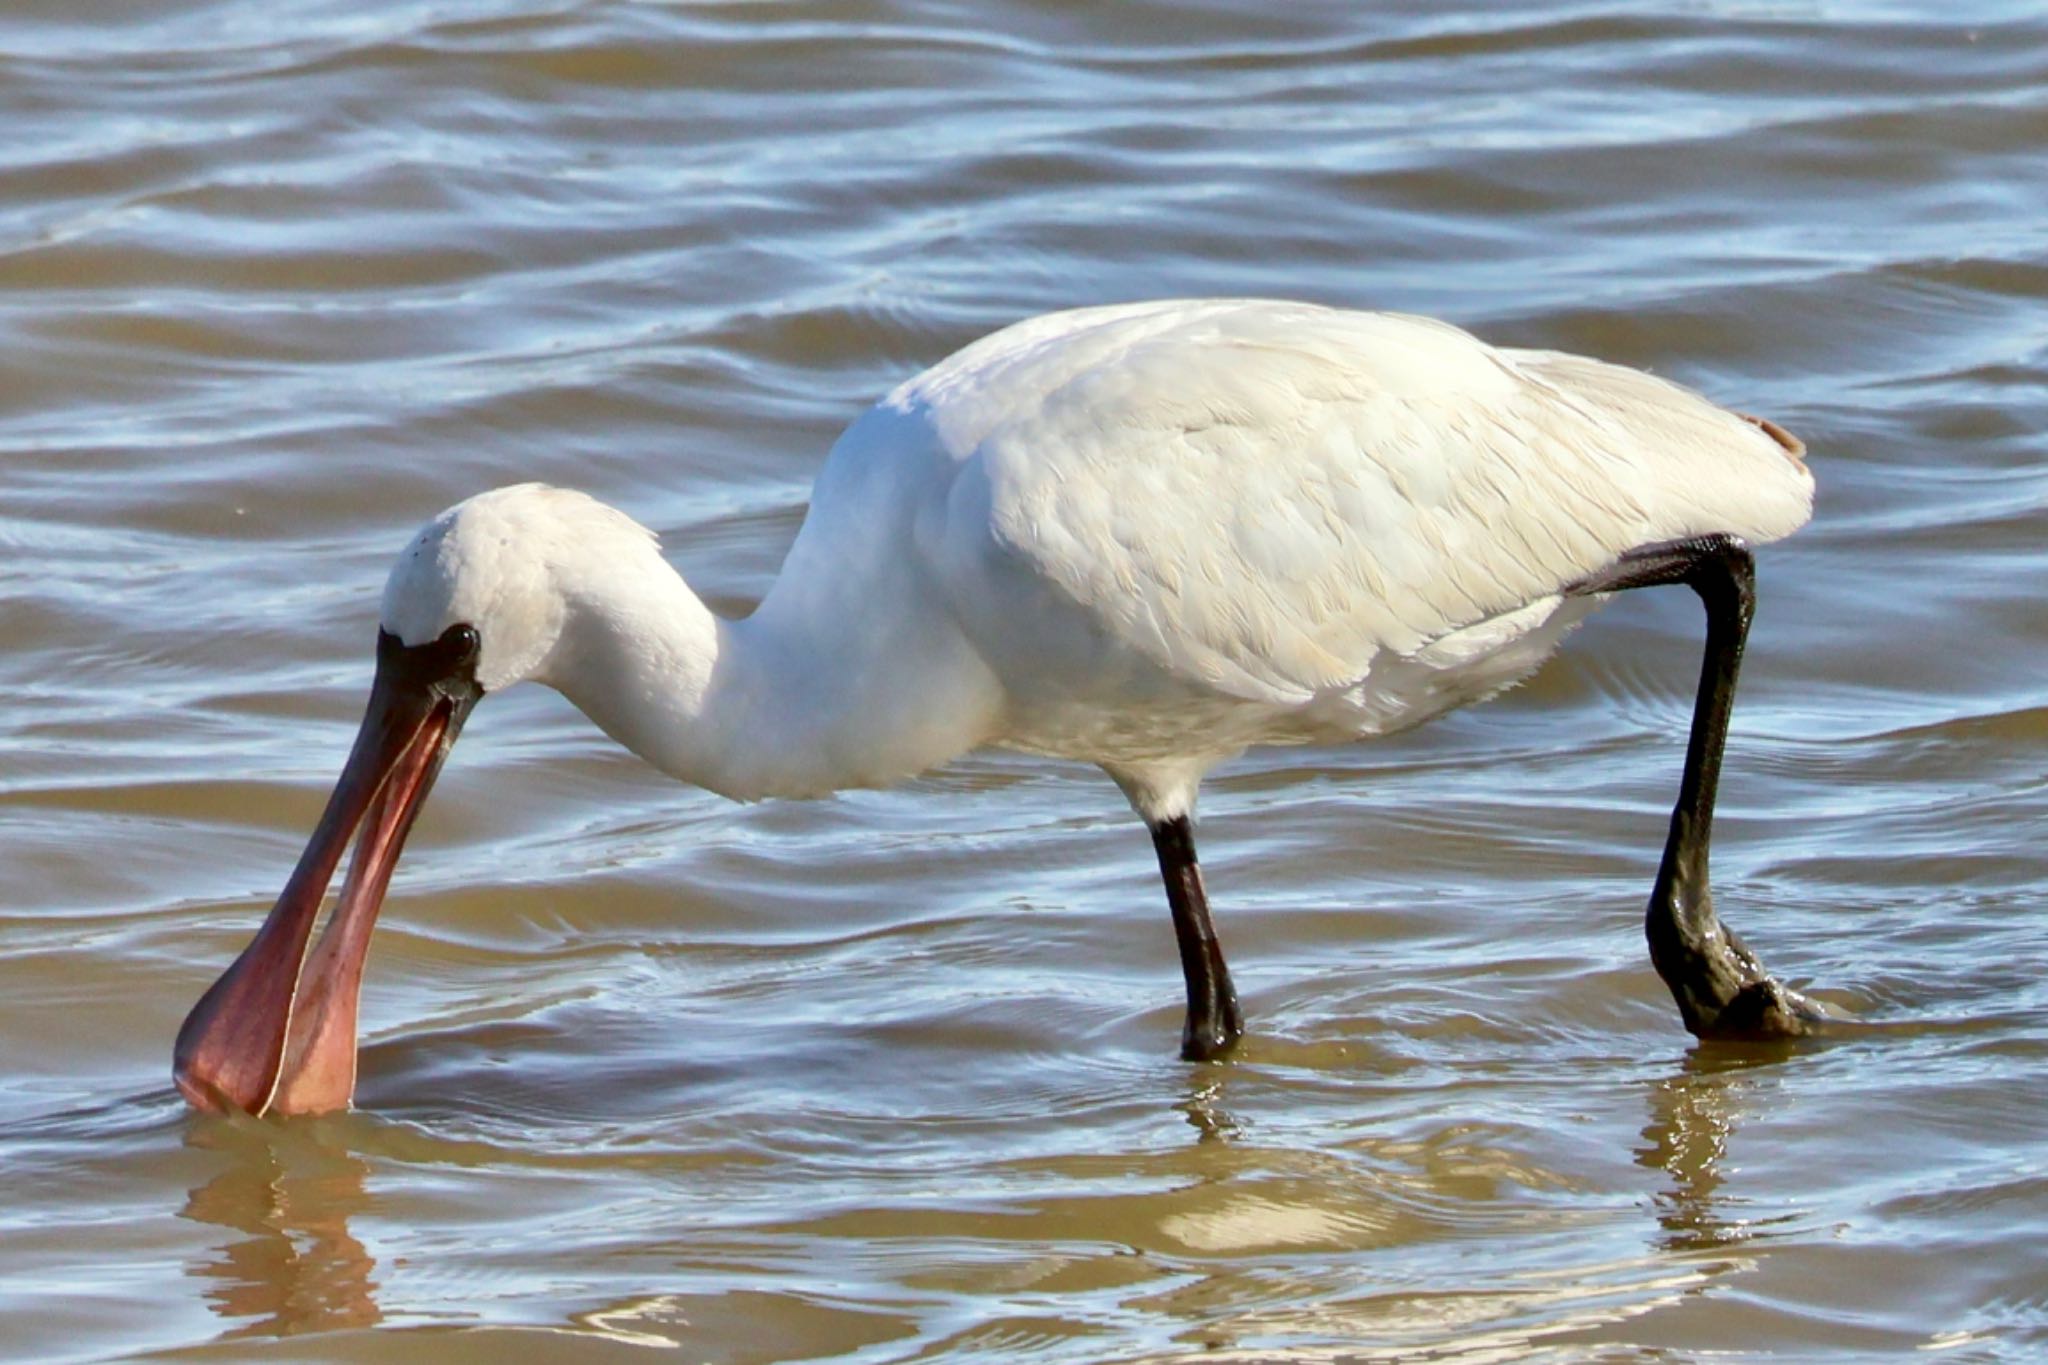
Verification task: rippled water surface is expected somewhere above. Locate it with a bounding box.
[6,1,2048,1359]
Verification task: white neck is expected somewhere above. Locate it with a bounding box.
[535,541,1004,802]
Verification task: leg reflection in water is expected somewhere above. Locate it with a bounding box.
[1637,1046,1804,1256]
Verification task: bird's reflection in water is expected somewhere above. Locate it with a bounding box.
[1177,1070,1244,1145]
[179,1120,381,1338]
[1638,1045,1791,1255]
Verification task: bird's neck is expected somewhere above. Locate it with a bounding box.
[540,545,1003,801]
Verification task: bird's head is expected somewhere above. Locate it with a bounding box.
[172,485,647,1118]
[377,483,608,693]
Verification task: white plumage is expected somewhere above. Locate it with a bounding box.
[177,297,1824,1118]
[511,298,1807,819]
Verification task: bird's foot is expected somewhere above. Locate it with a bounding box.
[1179,998,1245,1062]
[1657,915,1838,1042]
[1684,974,1834,1042]
[1654,896,1851,1047]
[1179,1026,1241,1062]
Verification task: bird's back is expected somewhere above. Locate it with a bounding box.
[767,300,1812,783]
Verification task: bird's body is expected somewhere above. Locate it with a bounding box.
[179,298,1826,1120]
[438,300,1811,816]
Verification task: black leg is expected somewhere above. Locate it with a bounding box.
[1568,534,1826,1040]
[1149,815,1245,1060]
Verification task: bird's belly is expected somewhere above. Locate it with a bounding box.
[993,593,1600,767]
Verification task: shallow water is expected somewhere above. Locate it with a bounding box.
[5,1,2048,1359]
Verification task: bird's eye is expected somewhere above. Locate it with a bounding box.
[447,623,481,658]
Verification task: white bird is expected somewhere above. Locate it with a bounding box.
[175,298,1828,1119]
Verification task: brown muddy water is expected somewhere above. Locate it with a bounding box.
[5,2,2048,1360]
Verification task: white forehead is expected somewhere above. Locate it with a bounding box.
[378,483,652,646]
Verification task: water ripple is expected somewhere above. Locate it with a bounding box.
[5,2,2048,1361]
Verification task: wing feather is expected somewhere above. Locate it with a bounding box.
[890,300,1812,705]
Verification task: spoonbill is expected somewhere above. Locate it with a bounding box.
[174,298,1828,1118]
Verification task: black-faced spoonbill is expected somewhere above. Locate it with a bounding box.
[175,298,1828,1117]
